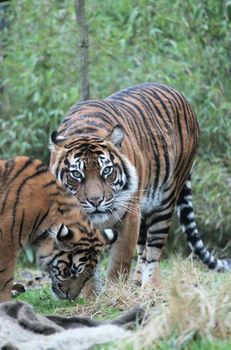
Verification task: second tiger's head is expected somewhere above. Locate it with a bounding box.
[37,225,117,300]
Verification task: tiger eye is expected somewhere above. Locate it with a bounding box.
[70,170,82,180]
[102,166,113,177]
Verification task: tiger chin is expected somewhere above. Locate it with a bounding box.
[50,82,231,292]
[0,156,117,302]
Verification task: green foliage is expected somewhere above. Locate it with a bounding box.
[16,285,84,314]
[155,338,231,350]
[104,338,231,350]
[1,0,78,161]
[87,0,231,163]
[1,0,231,246]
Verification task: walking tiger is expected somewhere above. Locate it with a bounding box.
[50,82,231,293]
[0,156,117,301]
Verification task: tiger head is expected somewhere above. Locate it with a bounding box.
[37,227,117,300]
[49,125,138,229]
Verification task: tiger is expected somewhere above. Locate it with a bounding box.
[50,82,231,291]
[0,156,117,302]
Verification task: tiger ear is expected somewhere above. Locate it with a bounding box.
[108,125,124,148]
[56,224,74,242]
[51,224,75,251]
[101,229,118,246]
[50,130,67,148]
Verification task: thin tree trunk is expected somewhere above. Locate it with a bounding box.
[74,0,90,100]
[0,1,9,95]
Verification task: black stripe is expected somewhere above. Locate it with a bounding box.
[29,211,42,242]
[8,158,34,187]
[146,259,158,263]
[69,127,99,135]
[43,180,57,188]
[2,159,15,183]
[148,228,169,235]
[148,212,173,227]
[19,209,25,249]
[0,277,13,291]
[118,99,161,189]
[55,158,63,178]
[147,242,164,248]
[32,208,52,242]
[0,189,10,215]
[10,168,49,242]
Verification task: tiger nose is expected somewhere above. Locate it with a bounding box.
[88,196,104,207]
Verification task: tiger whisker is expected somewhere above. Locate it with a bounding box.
[117,195,142,200]
[114,195,141,202]
[119,197,142,204]
[112,209,124,225]
[113,203,140,216]
[120,208,139,216]
[122,188,151,193]
[114,196,143,205]
[109,208,124,225]
[117,191,146,198]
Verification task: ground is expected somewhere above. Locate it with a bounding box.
[15,255,231,350]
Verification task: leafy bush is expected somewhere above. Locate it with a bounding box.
[1,0,78,161]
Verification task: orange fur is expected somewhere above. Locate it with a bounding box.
[0,156,115,301]
[49,83,231,291]
[49,83,199,290]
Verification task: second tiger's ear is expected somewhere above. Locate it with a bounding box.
[49,224,76,252]
[107,125,124,148]
[56,224,73,242]
[101,229,118,246]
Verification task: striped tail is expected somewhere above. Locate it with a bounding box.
[177,176,231,272]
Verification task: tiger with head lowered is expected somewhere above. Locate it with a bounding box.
[50,82,231,293]
[0,156,116,302]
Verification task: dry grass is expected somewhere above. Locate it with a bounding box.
[127,257,231,349]
[59,256,231,349]
[59,273,165,320]
[17,255,231,349]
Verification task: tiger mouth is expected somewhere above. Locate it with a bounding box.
[51,284,67,300]
[91,209,109,214]
[90,212,111,218]
[86,207,113,215]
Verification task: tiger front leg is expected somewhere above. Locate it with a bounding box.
[0,249,17,302]
[141,205,175,288]
[107,210,140,281]
[82,266,103,298]
[133,246,146,286]
[133,218,147,285]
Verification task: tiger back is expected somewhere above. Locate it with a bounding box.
[0,156,116,302]
[50,83,231,291]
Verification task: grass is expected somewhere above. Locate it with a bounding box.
[94,338,231,350]
[16,286,83,315]
[15,256,231,349]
